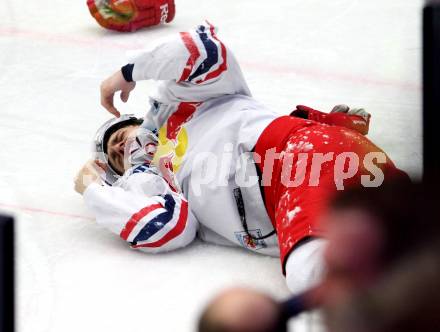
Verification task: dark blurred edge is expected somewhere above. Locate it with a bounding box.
[0,215,14,332]
[423,0,440,177]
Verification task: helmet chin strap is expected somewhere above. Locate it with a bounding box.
[107,157,123,177]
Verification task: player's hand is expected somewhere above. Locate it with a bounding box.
[331,104,371,122]
[330,104,371,135]
[100,70,136,117]
[292,105,371,135]
[74,160,104,195]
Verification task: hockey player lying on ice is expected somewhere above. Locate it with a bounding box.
[74,22,408,294]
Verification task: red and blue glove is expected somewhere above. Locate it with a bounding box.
[291,104,371,135]
[87,0,175,32]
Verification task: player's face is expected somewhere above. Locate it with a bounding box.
[107,125,139,175]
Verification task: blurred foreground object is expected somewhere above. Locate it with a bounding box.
[87,0,175,32]
[323,178,440,332]
[198,288,287,332]
[0,215,14,332]
[325,249,440,332]
[198,179,440,332]
[423,0,440,176]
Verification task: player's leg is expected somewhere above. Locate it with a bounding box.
[284,238,327,294]
[275,168,335,293]
[264,122,408,292]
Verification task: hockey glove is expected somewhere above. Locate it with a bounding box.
[291,105,371,135]
[87,0,175,32]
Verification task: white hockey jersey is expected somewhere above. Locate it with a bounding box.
[84,22,281,256]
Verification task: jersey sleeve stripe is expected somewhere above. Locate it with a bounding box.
[125,208,165,243]
[188,26,219,82]
[130,194,176,244]
[178,32,201,82]
[120,203,163,240]
[131,199,189,249]
[195,22,228,83]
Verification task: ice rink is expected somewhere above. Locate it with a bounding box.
[0,0,423,331]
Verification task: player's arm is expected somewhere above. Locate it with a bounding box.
[75,162,198,253]
[121,22,231,83]
[100,22,250,116]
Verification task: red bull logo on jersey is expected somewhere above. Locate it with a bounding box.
[153,102,202,173]
[154,125,188,173]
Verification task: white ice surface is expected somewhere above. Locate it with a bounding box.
[0,0,423,331]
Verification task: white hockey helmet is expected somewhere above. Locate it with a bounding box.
[92,114,143,185]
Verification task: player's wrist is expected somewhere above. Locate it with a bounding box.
[121,64,134,82]
[113,70,135,93]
